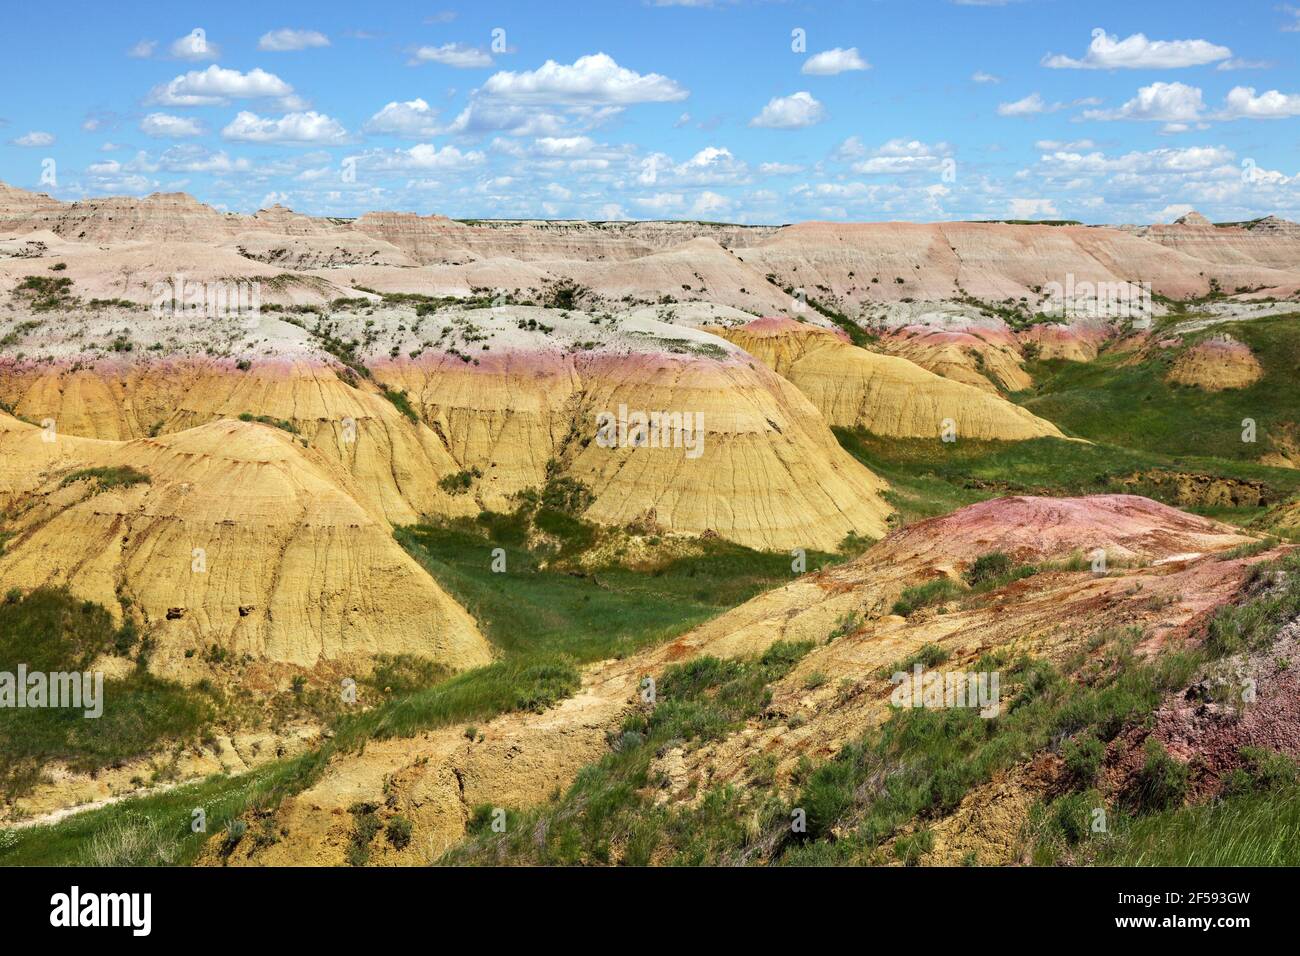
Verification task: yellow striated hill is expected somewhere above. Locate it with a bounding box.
[372,315,894,551]
[712,318,1064,441]
[0,414,491,677]
[1,357,480,527]
[878,323,1032,393]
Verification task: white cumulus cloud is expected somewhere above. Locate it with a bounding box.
[997,93,1052,116]
[140,112,204,138]
[638,146,749,187]
[1218,86,1300,119]
[148,66,298,107]
[1008,198,1059,218]
[354,143,486,171]
[750,91,825,129]
[363,99,443,137]
[1043,28,1230,69]
[410,43,494,68]
[1083,82,1205,123]
[222,110,349,144]
[10,131,54,147]
[691,191,731,216]
[479,53,688,104]
[852,138,954,175]
[169,28,219,61]
[802,47,870,75]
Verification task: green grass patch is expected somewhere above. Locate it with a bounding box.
[1014,313,1300,465]
[396,518,837,662]
[891,578,965,617]
[381,387,419,423]
[0,588,210,798]
[59,466,150,491]
[833,426,1300,531]
[437,468,482,496]
[236,413,299,434]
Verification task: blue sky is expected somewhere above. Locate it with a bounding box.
[2,0,1297,224]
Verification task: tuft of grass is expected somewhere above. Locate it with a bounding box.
[437,468,483,496]
[891,578,965,617]
[236,412,298,434]
[59,466,150,491]
[381,387,419,423]
[1127,737,1188,815]
[385,814,413,849]
[1089,781,1300,866]
[1062,733,1105,787]
[1205,550,1300,656]
[880,643,950,679]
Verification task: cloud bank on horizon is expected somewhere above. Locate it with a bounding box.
[2,0,1298,225]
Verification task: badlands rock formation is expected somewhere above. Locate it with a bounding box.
[349,211,779,264]
[0,414,491,676]
[0,296,893,551]
[0,354,481,528]
[1017,316,1114,362]
[879,322,1031,393]
[737,217,1300,311]
[1136,211,1300,274]
[218,494,1261,865]
[4,184,1298,321]
[314,235,791,314]
[370,309,893,550]
[713,318,1063,441]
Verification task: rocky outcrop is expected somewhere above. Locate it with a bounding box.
[1139,211,1300,276]
[307,235,792,314]
[348,212,780,265]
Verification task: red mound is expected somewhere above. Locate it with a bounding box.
[874,494,1251,567]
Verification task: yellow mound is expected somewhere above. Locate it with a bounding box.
[879,332,1030,393]
[713,320,1064,441]
[376,344,894,551]
[1166,335,1264,392]
[0,415,490,676]
[1,359,478,527]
